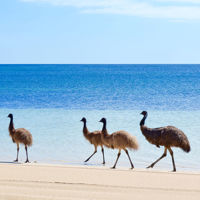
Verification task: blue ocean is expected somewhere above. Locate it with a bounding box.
[0,64,199,171]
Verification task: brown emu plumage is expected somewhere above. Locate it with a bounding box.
[8,113,33,163]
[140,111,190,172]
[9,128,32,146]
[81,117,106,164]
[99,118,138,169]
[141,126,190,152]
[101,130,138,151]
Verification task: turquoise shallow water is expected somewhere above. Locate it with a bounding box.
[0,109,199,171]
[0,64,200,171]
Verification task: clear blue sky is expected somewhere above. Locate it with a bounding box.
[1,0,200,64]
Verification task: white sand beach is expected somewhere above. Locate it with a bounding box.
[0,163,199,200]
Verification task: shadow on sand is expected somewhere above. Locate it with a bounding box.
[0,161,21,164]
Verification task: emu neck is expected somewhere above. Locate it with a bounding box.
[140,115,150,139]
[83,121,89,135]
[102,122,109,136]
[140,114,147,126]
[9,117,15,134]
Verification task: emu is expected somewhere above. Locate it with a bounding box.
[8,113,33,163]
[140,111,190,172]
[80,117,106,164]
[99,118,138,169]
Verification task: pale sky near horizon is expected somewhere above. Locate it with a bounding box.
[1,0,200,64]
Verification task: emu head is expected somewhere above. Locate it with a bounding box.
[80,117,86,123]
[99,118,106,124]
[7,113,13,118]
[140,111,147,116]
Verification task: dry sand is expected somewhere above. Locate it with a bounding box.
[0,163,199,200]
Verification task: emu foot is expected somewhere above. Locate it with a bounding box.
[146,163,154,169]
[25,160,30,163]
[102,161,105,165]
[171,169,176,172]
[84,159,89,162]
[14,159,18,162]
[111,166,116,169]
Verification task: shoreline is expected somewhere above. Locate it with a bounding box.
[0,163,199,200]
[1,159,199,173]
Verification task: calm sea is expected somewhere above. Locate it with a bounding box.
[0,64,199,171]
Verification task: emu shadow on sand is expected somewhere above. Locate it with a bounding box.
[99,118,138,169]
[81,117,105,164]
[140,111,190,172]
[8,113,33,163]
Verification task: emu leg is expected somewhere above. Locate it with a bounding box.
[124,149,134,169]
[112,149,121,169]
[168,147,176,172]
[14,143,19,162]
[101,146,105,164]
[147,147,167,168]
[84,146,97,162]
[25,146,29,163]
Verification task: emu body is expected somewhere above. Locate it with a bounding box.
[140,111,190,172]
[99,118,138,169]
[81,117,105,164]
[8,113,33,163]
